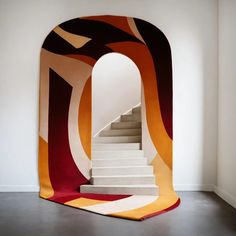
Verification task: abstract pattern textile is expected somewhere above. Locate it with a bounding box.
[39,15,180,221]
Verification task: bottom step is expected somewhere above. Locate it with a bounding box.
[80,185,159,196]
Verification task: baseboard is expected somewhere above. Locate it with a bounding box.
[0,185,39,192]
[174,184,214,191]
[214,185,236,209]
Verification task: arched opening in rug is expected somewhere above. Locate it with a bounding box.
[92,52,141,137]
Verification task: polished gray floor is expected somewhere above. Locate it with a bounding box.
[0,192,235,236]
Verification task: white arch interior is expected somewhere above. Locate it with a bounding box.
[92,52,141,136]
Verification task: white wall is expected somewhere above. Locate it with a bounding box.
[92,53,141,136]
[0,0,218,191]
[216,0,236,208]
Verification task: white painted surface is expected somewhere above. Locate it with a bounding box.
[217,0,236,208]
[0,0,218,192]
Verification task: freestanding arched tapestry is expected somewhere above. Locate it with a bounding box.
[39,15,180,220]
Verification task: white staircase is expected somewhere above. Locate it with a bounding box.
[80,106,159,196]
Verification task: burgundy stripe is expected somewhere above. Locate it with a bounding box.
[141,198,181,220]
[48,69,89,197]
[135,18,173,139]
[49,191,131,203]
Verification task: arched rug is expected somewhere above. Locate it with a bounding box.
[38,15,180,220]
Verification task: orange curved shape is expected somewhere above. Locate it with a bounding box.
[78,77,92,159]
[107,41,172,169]
[38,137,54,198]
[39,15,178,220]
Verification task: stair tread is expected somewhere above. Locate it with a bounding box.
[92,157,146,161]
[92,166,151,169]
[95,135,141,138]
[100,128,141,136]
[102,128,141,131]
[81,184,157,187]
[92,175,154,178]
[93,150,144,153]
[92,143,140,148]
[80,184,159,195]
[94,136,141,144]
[93,143,140,145]
[112,121,141,123]
[92,143,141,150]
[111,121,141,129]
[119,121,140,123]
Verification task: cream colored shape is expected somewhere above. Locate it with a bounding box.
[141,84,157,163]
[127,18,146,44]
[54,26,91,48]
[39,53,50,141]
[81,195,158,215]
[40,49,92,179]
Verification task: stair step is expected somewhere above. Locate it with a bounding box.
[93,136,141,143]
[121,114,141,122]
[100,128,141,137]
[111,121,141,129]
[92,150,144,159]
[92,158,147,167]
[92,166,153,176]
[80,185,159,196]
[92,143,141,151]
[132,106,141,113]
[92,175,156,185]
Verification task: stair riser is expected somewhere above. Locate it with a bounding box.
[94,136,141,143]
[132,107,141,113]
[92,158,147,167]
[100,129,141,137]
[121,114,141,122]
[92,176,156,185]
[80,185,159,196]
[111,122,141,129]
[92,150,144,158]
[92,167,153,176]
[93,143,140,151]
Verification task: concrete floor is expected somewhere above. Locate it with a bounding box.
[0,192,235,236]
